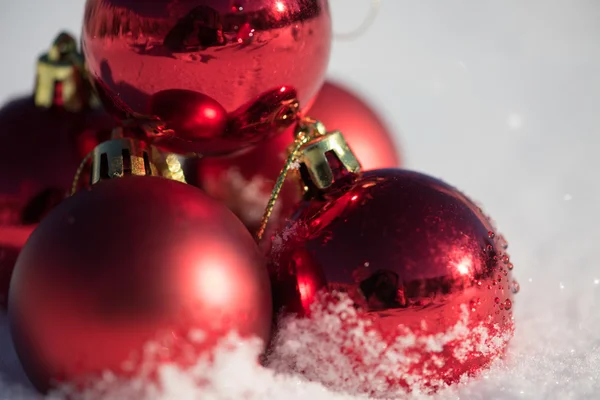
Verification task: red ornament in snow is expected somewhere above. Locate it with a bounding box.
[82,0,332,155]
[266,130,516,395]
[0,32,115,308]
[8,139,272,394]
[306,80,401,169]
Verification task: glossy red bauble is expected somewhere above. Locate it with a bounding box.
[9,176,272,393]
[306,81,401,169]
[0,97,114,308]
[82,0,332,155]
[268,169,516,395]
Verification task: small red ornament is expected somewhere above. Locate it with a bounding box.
[8,139,272,393]
[306,80,401,169]
[0,32,115,308]
[82,0,332,155]
[266,131,516,395]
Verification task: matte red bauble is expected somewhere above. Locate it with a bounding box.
[82,0,332,155]
[267,132,517,395]
[8,140,272,393]
[0,32,115,308]
[306,80,401,169]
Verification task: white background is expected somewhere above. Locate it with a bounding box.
[1,1,600,399]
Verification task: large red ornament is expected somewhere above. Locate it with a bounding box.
[267,132,516,395]
[306,80,401,169]
[0,32,115,308]
[82,0,332,155]
[8,140,272,393]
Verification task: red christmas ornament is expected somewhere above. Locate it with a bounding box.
[267,131,517,395]
[0,32,115,308]
[8,139,272,393]
[306,80,401,169]
[82,0,332,155]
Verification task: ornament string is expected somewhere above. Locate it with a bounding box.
[333,0,381,41]
[70,151,93,196]
[255,119,326,242]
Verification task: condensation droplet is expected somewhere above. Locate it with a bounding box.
[508,262,514,271]
[497,274,503,282]
[504,299,512,310]
[502,255,510,264]
[495,297,500,304]
[486,244,493,252]
[488,231,495,239]
[469,299,478,311]
[499,303,505,310]
[503,269,508,276]
[510,280,520,294]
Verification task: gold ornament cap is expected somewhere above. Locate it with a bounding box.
[34,32,86,112]
[296,128,362,191]
[90,138,186,185]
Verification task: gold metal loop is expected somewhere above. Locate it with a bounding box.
[255,119,327,242]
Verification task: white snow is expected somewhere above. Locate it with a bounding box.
[1,0,600,399]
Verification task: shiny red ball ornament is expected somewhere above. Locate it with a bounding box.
[267,132,516,395]
[82,0,332,155]
[0,32,115,308]
[9,142,272,393]
[306,80,401,169]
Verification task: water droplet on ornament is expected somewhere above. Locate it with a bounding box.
[503,269,508,276]
[469,299,479,311]
[487,285,492,290]
[502,255,510,264]
[510,280,520,293]
[508,262,514,270]
[504,299,512,310]
[495,297,500,304]
[499,303,505,310]
[497,275,503,282]
[477,280,482,286]
[488,231,495,239]
[486,244,493,252]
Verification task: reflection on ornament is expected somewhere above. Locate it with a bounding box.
[82,0,332,155]
[266,130,517,395]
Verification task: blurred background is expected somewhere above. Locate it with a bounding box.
[1,0,600,324]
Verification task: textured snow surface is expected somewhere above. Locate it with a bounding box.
[1,0,600,398]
